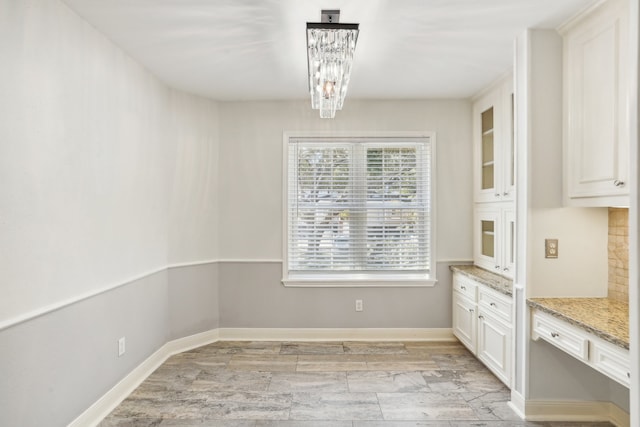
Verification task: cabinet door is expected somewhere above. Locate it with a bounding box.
[474,206,500,273]
[452,292,477,354]
[473,91,503,203]
[473,76,515,203]
[477,310,512,386]
[564,0,629,205]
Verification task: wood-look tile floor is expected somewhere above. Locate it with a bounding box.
[100,341,614,427]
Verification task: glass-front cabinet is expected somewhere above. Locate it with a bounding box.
[473,76,515,203]
[471,73,515,279]
[474,205,514,279]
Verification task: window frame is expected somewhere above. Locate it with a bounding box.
[282,131,437,287]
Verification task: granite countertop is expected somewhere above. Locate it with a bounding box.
[527,297,629,350]
[450,265,513,297]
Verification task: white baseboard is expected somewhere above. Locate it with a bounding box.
[218,327,455,342]
[524,400,630,427]
[508,390,526,419]
[68,329,219,427]
[165,329,220,355]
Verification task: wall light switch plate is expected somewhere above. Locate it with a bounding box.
[545,239,558,258]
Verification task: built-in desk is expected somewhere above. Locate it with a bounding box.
[528,297,629,387]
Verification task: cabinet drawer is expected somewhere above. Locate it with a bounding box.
[591,338,630,388]
[453,273,477,301]
[478,286,512,324]
[532,311,589,361]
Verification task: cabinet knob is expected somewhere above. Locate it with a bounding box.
[494,265,500,270]
[503,192,509,196]
[495,193,501,198]
[478,315,484,320]
[490,302,497,307]
[503,267,509,272]
[460,285,466,290]
[614,180,625,187]
[469,308,474,313]
[551,332,559,338]
[627,372,631,378]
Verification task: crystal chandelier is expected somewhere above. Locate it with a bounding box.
[306,10,359,118]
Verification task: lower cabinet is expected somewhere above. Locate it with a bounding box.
[452,272,513,387]
[477,309,512,386]
[453,292,477,354]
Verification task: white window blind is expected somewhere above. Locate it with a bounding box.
[285,136,433,283]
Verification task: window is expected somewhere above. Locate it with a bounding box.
[283,133,435,286]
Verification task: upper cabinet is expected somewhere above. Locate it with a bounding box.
[473,75,515,203]
[561,0,629,207]
[474,204,515,279]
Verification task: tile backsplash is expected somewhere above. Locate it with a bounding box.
[608,208,629,303]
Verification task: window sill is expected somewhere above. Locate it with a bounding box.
[282,274,437,288]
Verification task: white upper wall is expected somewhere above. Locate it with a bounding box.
[0,0,472,325]
[0,0,219,325]
[217,100,474,262]
[519,30,608,297]
[167,90,220,264]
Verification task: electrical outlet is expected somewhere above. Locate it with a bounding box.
[355,299,363,312]
[118,337,126,357]
[545,239,558,258]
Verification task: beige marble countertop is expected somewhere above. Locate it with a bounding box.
[450,265,513,297]
[527,297,629,350]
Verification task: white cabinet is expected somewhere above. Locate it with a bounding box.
[591,338,631,387]
[452,272,513,386]
[472,74,516,279]
[478,309,512,386]
[473,75,515,203]
[474,205,515,279]
[453,291,477,354]
[562,0,629,206]
[531,309,589,361]
[477,286,513,386]
[531,310,630,388]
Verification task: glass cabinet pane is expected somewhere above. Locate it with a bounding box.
[481,107,495,190]
[481,220,495,258]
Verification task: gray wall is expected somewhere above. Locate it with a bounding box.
[168,263,220,340]
[219,261,458,328]
[0,271,168,427]
[0,266,219,427]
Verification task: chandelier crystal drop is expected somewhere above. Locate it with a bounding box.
[306,11,359,118]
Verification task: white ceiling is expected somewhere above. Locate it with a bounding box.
[62,0,597,101]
